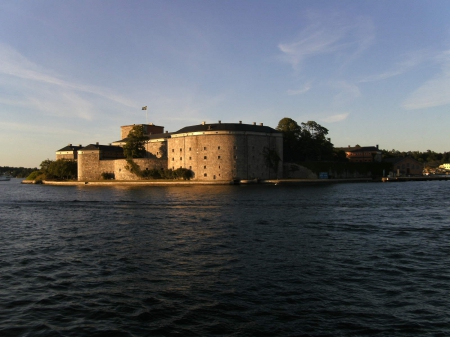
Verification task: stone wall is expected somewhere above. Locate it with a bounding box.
[120,124,164,139]
[168,132,283,181]
[78,152,166,181]
[145,141,166,159]
[113,158,166,180]
[78,150,114,181]
[56,153,76,160]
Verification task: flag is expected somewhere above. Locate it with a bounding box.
[142,106,147,110]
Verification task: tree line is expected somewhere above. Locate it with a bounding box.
[276,117,449,168]
[1,166,38,178]
[382,149,450,168]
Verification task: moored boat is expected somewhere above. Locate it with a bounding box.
[0,174,12,181]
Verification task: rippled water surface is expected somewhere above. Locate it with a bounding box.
[1,178,450,336]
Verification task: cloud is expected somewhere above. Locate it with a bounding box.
[321,113,350,123]
[287,83,311,95]
[330,81,360,106]
[278,11,374,70]
[402,50,450,110]
[360,51,427,83]
[0,43,137,113]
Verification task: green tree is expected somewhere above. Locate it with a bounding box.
[299,121,334,161]
[123,125,148,158]
[276,117,301,162]
[38,159,77,180]
[276,118,334,162]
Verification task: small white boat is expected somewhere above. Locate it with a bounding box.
[0,174,11,181]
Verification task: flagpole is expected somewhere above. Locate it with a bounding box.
[142,106,148,124]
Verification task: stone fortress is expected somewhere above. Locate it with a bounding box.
[56,121,284,182]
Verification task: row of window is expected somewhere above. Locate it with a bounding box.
[171,146,241,152]
[172,155,238,161]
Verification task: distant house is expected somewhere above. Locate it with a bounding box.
[440,163,450,170]
[335,145,382,163]
[55,144,83,160]
[384,157,423,176]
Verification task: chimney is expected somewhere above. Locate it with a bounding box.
[202,121,206,125]
[96,142,99,145]
[166,131,168,133]
[218,120,221,124]
[259,123,263,126]
[78,144,82,147]
[376,144,379,149]
[253,122,256,125]
[68,143,72,146]
[239,121,242,124]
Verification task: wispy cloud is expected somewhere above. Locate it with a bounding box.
[0,43,137,115]
[321,112,350,123]
[330,81,360,106]
[360,51,427,83]
[402,50,450,110]
[287,83,311,95]
[278,11,374,71]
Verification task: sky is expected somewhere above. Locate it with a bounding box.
[1,0,450,167]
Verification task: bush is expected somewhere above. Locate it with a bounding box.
[101,172,115,180]
[26,171,42,180]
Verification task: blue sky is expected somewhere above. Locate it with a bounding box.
[1,0,450,167]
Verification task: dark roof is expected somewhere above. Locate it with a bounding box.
[173,122,280,135]
[113,132,172,143]
[56,145,83,152]
[81,144,124,152]
[336,146,380,152]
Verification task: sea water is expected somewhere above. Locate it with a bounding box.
[1,178,450,336]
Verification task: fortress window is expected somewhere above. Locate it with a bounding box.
[189,166,192,169]
[180,148,182,152]
[189,156,192,160]
[180,157,182,160]
[213,175,216,179]
[172,158,174,161]
[218,146,221,150]
[204,166,207,169]
[219,165,220,169]
[157,152,159,155]
[204,173,207,177]
[189,147,191,151]
[172,149,174,152]
[218,156,221,159]
[204,156,207,159]
[204,147,207,150]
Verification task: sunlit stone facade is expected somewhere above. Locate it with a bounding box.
[64,121,283,182]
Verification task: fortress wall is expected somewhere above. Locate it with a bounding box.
[113,158,167,180]
[121,124,164,139]
[168,132,283,181]
[78,151,114,181]
[145,140,167,159]
[56,153,76,160]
